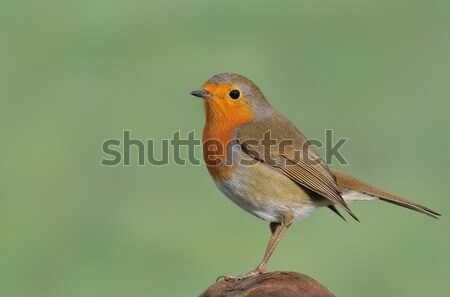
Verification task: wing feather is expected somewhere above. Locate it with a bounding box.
[237,114,358,220]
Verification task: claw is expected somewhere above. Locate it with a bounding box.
[217,269,267,282]
[215,275,226,282]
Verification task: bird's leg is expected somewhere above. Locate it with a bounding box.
[256,222,282,273]
[223,212,294,281]
[220,222,281,282]
[254,212,294,273]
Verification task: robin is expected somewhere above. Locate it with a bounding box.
[190,73,440,279]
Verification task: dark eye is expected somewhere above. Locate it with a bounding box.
[229,90,240,99]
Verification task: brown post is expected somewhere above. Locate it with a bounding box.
[198,271,336,297]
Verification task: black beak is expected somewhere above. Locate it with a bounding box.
[190,89,210,99]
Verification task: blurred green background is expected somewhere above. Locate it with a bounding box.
[1,0,449,295]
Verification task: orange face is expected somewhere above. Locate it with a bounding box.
[202,82,255,126]
[202,83,256,180]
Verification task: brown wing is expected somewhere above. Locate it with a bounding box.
[237,112,358,221]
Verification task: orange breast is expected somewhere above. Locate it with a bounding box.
[202,84,255,181]
[202,123,235,180]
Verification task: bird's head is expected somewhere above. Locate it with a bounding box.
[190,73,272,124]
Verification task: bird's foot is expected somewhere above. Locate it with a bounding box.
[216,268,267,282]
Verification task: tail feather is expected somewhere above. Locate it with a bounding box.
[332,170,441,219]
